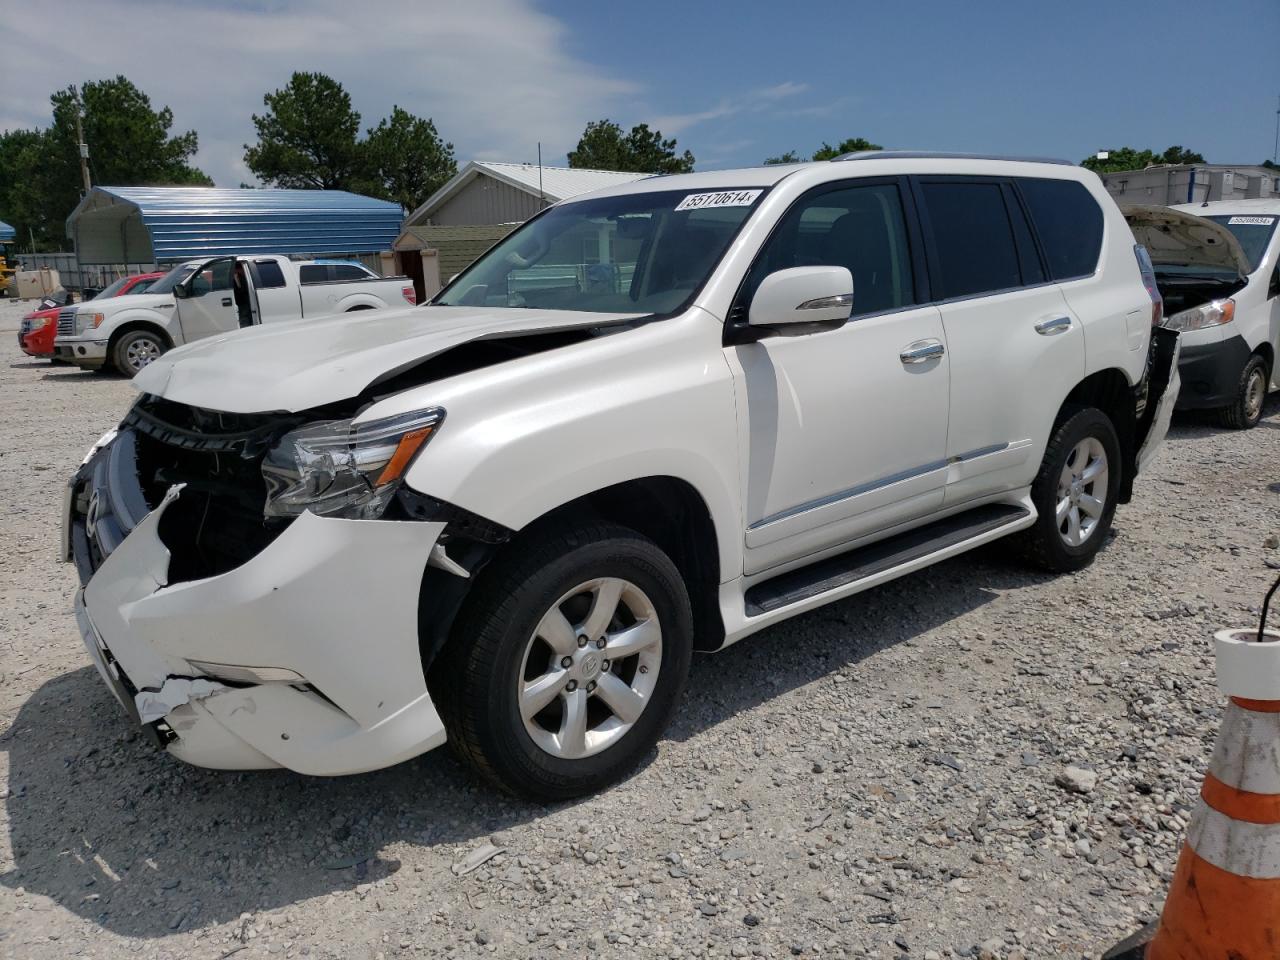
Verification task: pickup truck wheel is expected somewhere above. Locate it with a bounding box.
[435,522,692,800]
[1017,406,1121,573]
[112,329,167,375]
[1217,355,1268,430]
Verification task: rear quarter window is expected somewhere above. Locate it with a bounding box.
[331,264,370,281]
[1016,178,1104,281]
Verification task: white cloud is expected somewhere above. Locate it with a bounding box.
[648,82,809,136]
[0,0,640,185]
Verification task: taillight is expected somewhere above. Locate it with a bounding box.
[1134,244,1163,327]
[402,286,417,305]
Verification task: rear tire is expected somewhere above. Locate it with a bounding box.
[1018,406,1121,573]
[434,521,693,800]
[1216,354,1268,430]
[110,329,167,376]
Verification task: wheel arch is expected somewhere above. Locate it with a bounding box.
[418,476,725,680]
[1253,340,1274,375]
[1057,367,1138,503]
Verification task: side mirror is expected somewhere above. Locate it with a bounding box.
[749,266,853,329]
[173,282,189,300]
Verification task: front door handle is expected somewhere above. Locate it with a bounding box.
[900,339,945,364]
[221,297,233,307]
[1035,315,1072,336]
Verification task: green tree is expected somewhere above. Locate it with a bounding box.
[810,137,883,161]
[0,76,210,251]
[1081,145,1206,173]
[1263,159,1279,171]
[360,106,457,212]
[244,72,364,189]
[568,120,695,174]
[763,150,803,165]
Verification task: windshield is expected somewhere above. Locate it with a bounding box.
[92,276,133,299]
[1206,214,1277,274]
[147,262,201,295]
[434,188,768,315]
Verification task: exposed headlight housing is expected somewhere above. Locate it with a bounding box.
[76,312,105,333]
[28,315,53,331]
[261,408,444,520]
[1161,298,1235,333]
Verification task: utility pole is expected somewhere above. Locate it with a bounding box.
[1273,93,1279,164]
[75,109,91,194]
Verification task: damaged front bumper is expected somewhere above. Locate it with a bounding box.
[66,441,449,775]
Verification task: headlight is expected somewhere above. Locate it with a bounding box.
[261,408,444,520]
[29,315,53,331]
[76,312,105,333]
[1161,298,1235,332]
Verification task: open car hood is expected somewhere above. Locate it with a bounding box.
[132,304,644,413]
[1122,204,1250,276]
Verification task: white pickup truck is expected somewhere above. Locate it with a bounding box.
[54,255,415,374]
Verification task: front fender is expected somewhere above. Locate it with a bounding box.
[98,308,179,342]
[395,311,744,579]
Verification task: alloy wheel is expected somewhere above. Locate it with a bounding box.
[517,577,662,760]
[1056,437,1108,547]
[125,337,162,372]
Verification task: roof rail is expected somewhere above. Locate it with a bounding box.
[833,150,1075,166]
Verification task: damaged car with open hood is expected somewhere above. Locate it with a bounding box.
[1124,200,1279,428]
[65,154,1180,799]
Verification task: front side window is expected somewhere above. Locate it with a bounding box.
[1017,178,1103,281]
[741,182,916,318]
[146,263,201,295]
[435,188,767,316]
[919,181,1022,299]
[189,259,233,297]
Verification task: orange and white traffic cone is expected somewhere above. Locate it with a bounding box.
[1105,622,1280,960]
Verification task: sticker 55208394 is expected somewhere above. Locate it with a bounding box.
[675,190,763,212]
[1227,216,1276,226]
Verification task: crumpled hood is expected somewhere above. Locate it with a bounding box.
[1122,204,1250,276]
[132,305,643,413]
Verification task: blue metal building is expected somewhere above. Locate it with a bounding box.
[0,220,14,243]
[66,186,402,264]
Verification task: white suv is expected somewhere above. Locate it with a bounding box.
[64,153,1179,798]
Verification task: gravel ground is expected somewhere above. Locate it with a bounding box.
[2,296,1279,960]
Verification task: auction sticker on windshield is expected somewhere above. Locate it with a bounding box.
[1228,216,1276,225]
[675,190,763,212]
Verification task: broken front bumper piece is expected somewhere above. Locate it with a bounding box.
[70,482,449,775]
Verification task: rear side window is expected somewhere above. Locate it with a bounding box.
[299,264,328,284]
[1016,178,1104,280]
[331,264,369,281]
[254,260,286,288]
[919,181,1021,299]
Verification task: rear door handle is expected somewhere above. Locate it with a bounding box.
[221,297,233,307]
[1034,315,1072,336]
[900,339,945,364]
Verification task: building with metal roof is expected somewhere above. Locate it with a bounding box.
[0,220,14,243]
[66,186,403,264]
[404,161,649,228]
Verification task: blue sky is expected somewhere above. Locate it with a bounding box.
[3,0,1277,186]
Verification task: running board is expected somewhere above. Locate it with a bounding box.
[744,503,1031,617]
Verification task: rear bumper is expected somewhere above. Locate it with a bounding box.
[1173,332,1250,411]
[66,440,449,775]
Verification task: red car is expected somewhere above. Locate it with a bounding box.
[19,272,164,359]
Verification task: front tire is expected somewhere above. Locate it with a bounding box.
[1018,406,1121,573]
[435,522,693,800]
[111,329,167,376]
[1217,354,1268,430]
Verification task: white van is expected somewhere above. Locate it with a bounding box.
[1129,200,1278,428]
